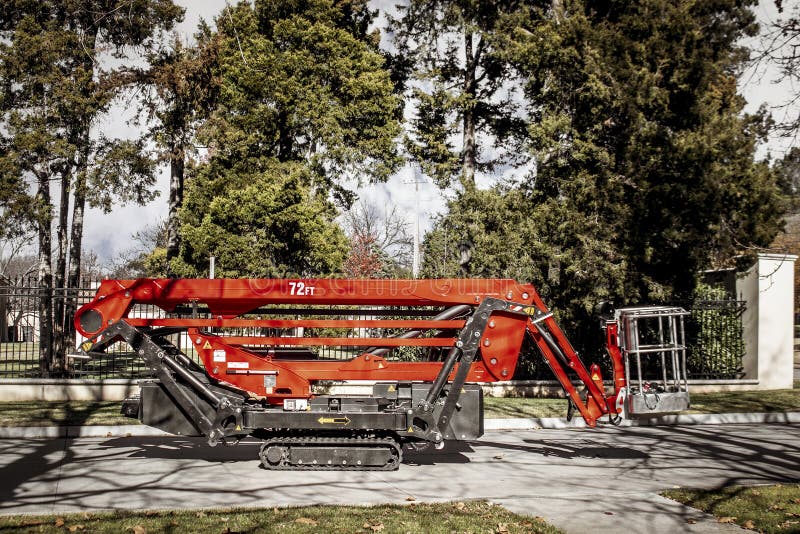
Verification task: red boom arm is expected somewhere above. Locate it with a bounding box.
[75,278,617,426]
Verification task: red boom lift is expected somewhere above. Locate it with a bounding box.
[74,278,689,470]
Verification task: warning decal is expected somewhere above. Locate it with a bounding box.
[213,349,226,362]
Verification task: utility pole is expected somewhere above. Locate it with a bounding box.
[404,163,426,278]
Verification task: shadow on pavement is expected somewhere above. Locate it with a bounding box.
[403,440,474,465]
[477,438,650,460]
[0,402,106,510]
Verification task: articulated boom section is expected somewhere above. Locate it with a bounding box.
[75,278,621,470]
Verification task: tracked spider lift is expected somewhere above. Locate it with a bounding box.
[74,278,689,470]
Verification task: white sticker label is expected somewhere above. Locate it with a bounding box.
[228,361,249,369]
[213,349,226,362]
[288,281,316,296]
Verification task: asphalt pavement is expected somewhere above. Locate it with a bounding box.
[1,423,798,533]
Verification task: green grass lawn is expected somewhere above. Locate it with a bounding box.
[663,484,800,533]
[483,397,569,419]
[0,501,561,534]
[688,387,800,414]
[0,401,133,427]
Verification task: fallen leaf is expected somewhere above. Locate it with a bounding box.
[55,518,65,528]
[521,521,533,527]
[604,511,614,516]
[455,502,466,511]
[686,519,697,525]
[493,455,504,460]
[406,496,416,502]
[196,512,206,518]
[294,518,318,526]
[751,490,761,496]
[81,512,90,520]
[793,498,800,504]
[496,523,509,533]
[220,517,229,523]
[132,526,146,534]
[370,523,384,532]
[718,517,736,524]
[742,519,756,529]
[68,525,84,532]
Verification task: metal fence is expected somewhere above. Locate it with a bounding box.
[0,276,155,378]
[0,276,748,381]
[684,299,747,379]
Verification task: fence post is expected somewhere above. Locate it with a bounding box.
[737,253,797,389]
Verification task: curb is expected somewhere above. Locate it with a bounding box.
[484,411,800,430]
[0,425,170,439]
[1,412,799,438]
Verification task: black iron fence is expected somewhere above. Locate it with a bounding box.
[684,299,747,379]
[0,276,155,378]
[0,276,749,381]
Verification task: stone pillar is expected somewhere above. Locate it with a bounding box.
[736,253,797,389]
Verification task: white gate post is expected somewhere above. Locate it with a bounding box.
[737,253,797,389]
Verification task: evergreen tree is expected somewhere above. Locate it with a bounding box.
[0,1,183,375]
[177,161,347,277]
[425,0,784,356]
[390,0,528,188]
[134,28,220,266]
[176,0,402,277]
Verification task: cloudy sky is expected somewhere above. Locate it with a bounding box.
[82,0,800,265]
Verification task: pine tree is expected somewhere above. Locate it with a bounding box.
[424,0,784,356]
[175,0,402,277]
[390,0,528,189]
[134,28,220,267]
[0,1,183,375]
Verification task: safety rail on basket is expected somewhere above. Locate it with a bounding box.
[616,306,690,417]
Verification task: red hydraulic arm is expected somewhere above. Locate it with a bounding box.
[75,278,620,426]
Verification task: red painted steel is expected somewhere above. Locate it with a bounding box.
[75,278,621,423]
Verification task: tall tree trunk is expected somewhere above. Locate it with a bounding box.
[462,29,478,189]
[36,177,54,378]
[51,169,70,376]
[66,163,87,347]
[64,47,97,352]
[165,139,185,265]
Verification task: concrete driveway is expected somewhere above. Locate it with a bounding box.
[1,423,798,533]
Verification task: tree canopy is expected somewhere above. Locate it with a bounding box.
[177,161,347,277]
[173,0,402,277]
[390,0,527,189]
[0,0,183,375]
[422,0,784,355]
[0,0,792,368]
